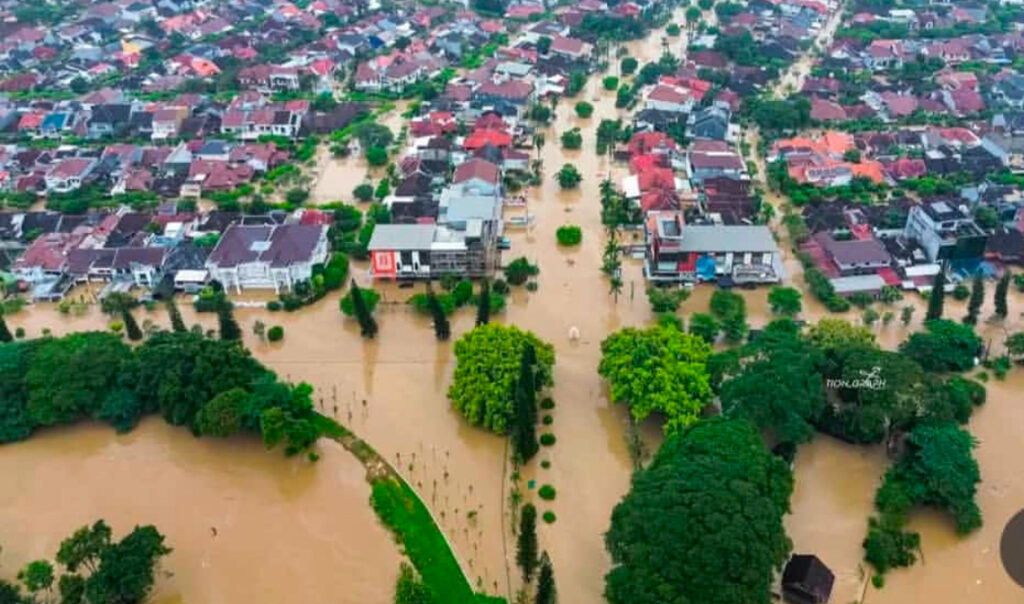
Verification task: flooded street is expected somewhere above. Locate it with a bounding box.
[0,418,400,604]
[3,12,1024,604]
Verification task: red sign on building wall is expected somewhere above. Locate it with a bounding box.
[372,251,396,277]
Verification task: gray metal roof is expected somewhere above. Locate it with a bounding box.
[367,224,437,251]
[677,225,777,253]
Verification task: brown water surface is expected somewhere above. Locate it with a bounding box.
[0,419,400,604]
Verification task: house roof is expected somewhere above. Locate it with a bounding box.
[49,158,94,180]
[648,85,689,105]
[207,224,325,268]
[367,223,437,251]
[814,231,892,266]
[677,225,776,253]
[453,158,499,185]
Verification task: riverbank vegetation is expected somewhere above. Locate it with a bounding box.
[0,520,170,604]
[0,331,323,456]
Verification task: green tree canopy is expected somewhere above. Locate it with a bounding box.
[605,418,793,604]
[899,320,981,372]
[449,325,554,434]
[599,323,712,434]
[719,320,824,444]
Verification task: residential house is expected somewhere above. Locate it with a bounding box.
[206,224,329,292]
[45,158,96,193]
[368,222,500,279]
[687,105,731,141]
[902,200,988,263]
[687,140,745,183]
[645,212,780,284]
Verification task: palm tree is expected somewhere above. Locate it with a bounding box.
[610,275,623,302]
[532,133,545,160]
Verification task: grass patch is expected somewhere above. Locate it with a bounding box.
[371,476,478,604]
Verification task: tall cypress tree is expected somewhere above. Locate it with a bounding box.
[218,301,242,341]
[535,551,556,604]
[516,503,539,583]
[0,312,12,343]
[963,275,984,326]
[926,269,945,321]
[476,280,491,326]
[427,289,450,341]
[995,271,1010,320]
[512,344,539,463]
[350,280,378,339]
[122,308,143,341]
[166,298,187,333]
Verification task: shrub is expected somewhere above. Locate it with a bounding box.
[266,301,282,311]
[666,23,682,36]
[505,257,539,285]
[286,188,309,205]
[538,485,556,500]
[542,415,553,425]
[540,433,556,446]
[555,225,582,246]
[366,146,388,166]
[540,398,555,410]
[560,128,583,150]
[620,57,638,75]
[267,326,284,342]
[543,511,556,524]
[540,460,551,469]
[575,101,594,118]
[409,292,456,316]
[340,287,381,316]
[952,284,970,301]
[493,279,510,294]
[453,280,474,306]
[556,164,582,189]
[603,76,619,90]
[353,183,374,202]
[526,282,538,292]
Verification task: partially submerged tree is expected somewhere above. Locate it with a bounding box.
[449,325,554,434]
[599,322,712,434]
[165,299,187,333]
[217,300,242,341]
[605,418,792,604]
[427,289,450,341]
[517,503,539,583]
[475,280,491,326]
[346,280,378,339]
[963,275,984,326]
[994,271,1010,320]
[768,286,802,317]
[535,552,556,604]
[925,269,946,321]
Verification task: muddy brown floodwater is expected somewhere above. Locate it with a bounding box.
[0,418,401,604]
[6,17,1024,604]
